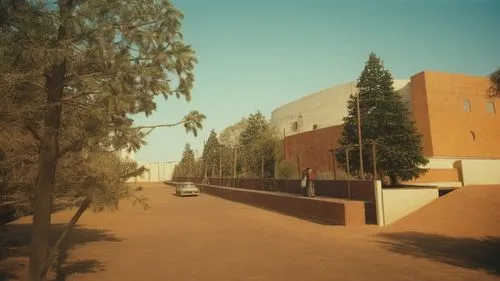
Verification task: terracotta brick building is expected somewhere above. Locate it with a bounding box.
[271,71,500,187]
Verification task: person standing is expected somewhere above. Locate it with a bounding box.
[300,168,309,197]
[307,168,316,198]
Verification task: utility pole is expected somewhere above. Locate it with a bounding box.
[189,161,192,180]
[233,146,237,179]
[331,148,337,180]
[372,141,377,180]
[261,155,265,190]
[354,84,364,179]
[203,140,207,178]
[295,153,301,179]
[244,157,248,178]
[261,156,264,178]
[282,128,286,160]
[219,146,222,179]
[345,147,351,200]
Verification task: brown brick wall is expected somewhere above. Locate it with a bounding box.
[198,184,366,226]
[283,125,344,173]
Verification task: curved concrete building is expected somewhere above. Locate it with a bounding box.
[271,80,411,137]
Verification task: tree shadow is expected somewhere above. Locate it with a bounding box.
[376,232,500,276]
[0,222,121,280]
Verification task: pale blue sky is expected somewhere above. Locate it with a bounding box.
[132,0,500,162]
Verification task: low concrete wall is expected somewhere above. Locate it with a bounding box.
[377,187,439,226]
[194,184,366,226]
[172,177,378,225]
[460,159,500,186]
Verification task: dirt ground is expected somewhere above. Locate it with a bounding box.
[1,183,499,281]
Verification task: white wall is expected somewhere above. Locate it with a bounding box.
[423,157,459,169]
[460,159,500,186]
[127,161,178,182]
[375,184,439,226]
[271,80,411,138]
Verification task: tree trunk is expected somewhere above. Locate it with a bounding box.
[389,174,398,186]
[29,60,66,281]
[40,197,91,278]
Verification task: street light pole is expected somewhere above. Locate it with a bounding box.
[354,84,365,179]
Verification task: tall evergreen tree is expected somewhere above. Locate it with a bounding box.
[177,143,196,177]
[336,53,428,185]
[202,130,221,177]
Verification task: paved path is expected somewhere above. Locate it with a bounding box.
[1,183,499,281]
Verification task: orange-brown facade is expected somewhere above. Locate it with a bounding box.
[283,71,500,181]
[412,71,500,158]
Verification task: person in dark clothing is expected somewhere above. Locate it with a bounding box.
[300,168,309,197]
[300,167,316,197]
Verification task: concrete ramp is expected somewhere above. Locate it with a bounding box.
[382,186,500,237]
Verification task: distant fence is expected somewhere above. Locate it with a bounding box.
[172,177,378,224]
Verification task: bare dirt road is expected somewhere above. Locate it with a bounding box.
[1,183,499,281]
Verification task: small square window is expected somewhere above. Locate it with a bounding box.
[312,124,318,130]
[463,99,471,112]
[486,101,496,114]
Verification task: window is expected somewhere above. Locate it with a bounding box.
[312,124,318,130]
[463,99,471,112]
[486,101,496,114]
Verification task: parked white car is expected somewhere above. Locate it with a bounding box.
[175,182,200,197]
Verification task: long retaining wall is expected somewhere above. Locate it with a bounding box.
[172,177,378,225]
[170,181,366,226]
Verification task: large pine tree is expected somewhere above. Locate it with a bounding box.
[337,53,428,185]
[179,143,196,177]
[202,130,222,177]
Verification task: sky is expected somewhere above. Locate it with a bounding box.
[132,0,500,163]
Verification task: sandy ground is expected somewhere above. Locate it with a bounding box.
[1,183,499,281]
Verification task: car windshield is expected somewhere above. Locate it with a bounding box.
[180,183,195,189]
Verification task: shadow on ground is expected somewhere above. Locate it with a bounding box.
[376,232,500,276]
[0,222,121,281]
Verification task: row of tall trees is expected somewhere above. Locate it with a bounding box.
[173,112,282,179]
[0,1,204,280]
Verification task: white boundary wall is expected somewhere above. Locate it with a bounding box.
[460,159,500,186]
[126,161,178,183]
[374,181,439,226]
